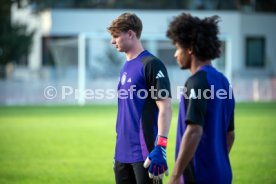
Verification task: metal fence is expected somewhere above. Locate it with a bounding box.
[1,67,275,105]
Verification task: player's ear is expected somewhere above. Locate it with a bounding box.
[188,48,193,55]
[128,30,135,39]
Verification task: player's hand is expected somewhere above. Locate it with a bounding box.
[143,136,169,180]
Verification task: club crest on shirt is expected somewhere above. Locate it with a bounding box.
[121,72,127,85]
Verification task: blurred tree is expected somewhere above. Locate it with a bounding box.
[256,0,276,12]
[0,0,34,78]
[11,0,276,11]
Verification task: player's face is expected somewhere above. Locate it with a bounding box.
[111,31,132,53]
[174,43,191,70]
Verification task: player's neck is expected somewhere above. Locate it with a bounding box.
[190,58,211,74]
[125,41,144,61]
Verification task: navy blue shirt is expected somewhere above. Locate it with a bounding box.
[176,65,235,184]
[115,50,171,163]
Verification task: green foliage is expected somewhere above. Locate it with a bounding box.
[0,0,34,67]
[0,22,35,66]
[0,102,276,183]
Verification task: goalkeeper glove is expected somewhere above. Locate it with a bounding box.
[143,136,169,180]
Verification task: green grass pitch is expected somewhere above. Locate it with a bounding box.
[0,102,276,184]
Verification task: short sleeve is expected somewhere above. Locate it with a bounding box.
[185,71,209,126]
[143,57,171,100]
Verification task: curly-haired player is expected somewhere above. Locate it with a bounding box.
[167,13,235,184]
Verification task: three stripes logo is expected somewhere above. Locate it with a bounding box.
[156,70,165,79]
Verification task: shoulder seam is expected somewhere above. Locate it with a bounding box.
[141,55,158,65]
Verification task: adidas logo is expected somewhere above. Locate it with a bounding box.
[156,70,165,79]
[127,78,132,83]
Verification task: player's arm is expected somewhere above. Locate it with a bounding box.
[168,124,203,184]
[143,98,172,180]
[169,72,208,183]
[156,98,172,137]
[143,57,172,138]
[143,58,172,180]
[227,131,235,153]
[227,112,235,153]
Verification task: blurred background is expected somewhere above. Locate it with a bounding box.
[1,1,276,184]
[1,0,276,105]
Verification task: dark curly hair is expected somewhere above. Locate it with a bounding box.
[167,13,221,61]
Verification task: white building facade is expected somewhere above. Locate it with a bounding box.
[4,5,276,105]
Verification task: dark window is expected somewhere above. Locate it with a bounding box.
[42,36,78,66]
[246,37,265,67]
